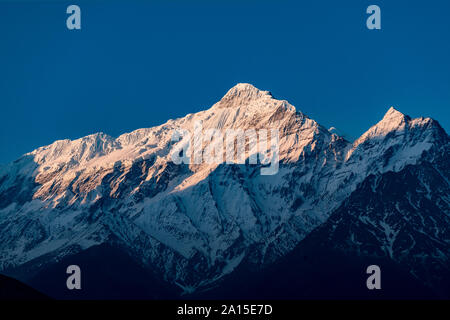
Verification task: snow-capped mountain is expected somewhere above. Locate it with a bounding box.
[0,83,448,298]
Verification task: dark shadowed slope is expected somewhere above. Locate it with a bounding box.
[11,244,181,300]
[0,274,49,300]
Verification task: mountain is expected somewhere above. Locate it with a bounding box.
[192,140,450,299]
[0,83,448,299]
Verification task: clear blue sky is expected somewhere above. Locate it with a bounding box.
[1,0,449,164]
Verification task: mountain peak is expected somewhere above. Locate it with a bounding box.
[215,83,273,108]
[371,106,410,132]
[226,83,271,97]
[383,106,408,121]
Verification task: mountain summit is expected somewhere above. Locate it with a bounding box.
[383,106,407,120]
[213,83,295,114]
[0,84,448,298]
[220,83,273,104]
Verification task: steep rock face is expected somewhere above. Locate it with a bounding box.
[0,84,448,294]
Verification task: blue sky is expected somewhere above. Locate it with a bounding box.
[1,0,449,164]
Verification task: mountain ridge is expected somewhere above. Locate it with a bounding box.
[0,83,448,297]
